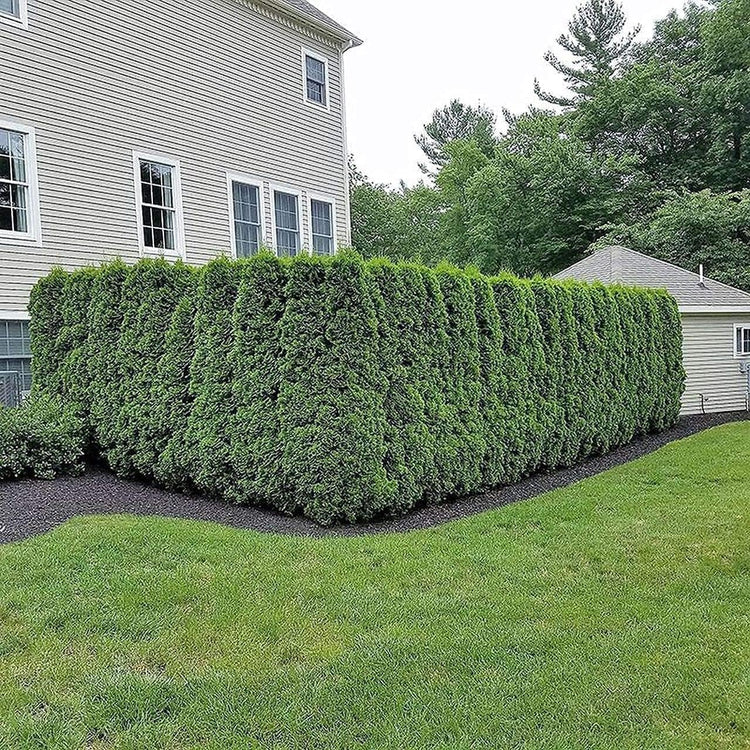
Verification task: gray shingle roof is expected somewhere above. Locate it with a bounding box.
[554,246,750,309]
[278,0,362,45]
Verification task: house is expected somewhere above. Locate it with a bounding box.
[555,246,750,416]
[0,0,361,401]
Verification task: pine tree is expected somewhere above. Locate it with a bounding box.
[535,0,639,108]
[415,99,497,173]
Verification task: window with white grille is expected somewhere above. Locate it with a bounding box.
[133,153,184,257]
[230,179,263,258]
[310,198,335,256]
[735,325,750,357]
[273,190,300,257]
[0,123,40,243]
[0,320,32,393]
[303,51,328,107]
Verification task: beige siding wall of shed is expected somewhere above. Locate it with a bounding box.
[0,0,351,313]
[680,313,750,415]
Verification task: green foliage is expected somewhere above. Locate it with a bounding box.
[536,0,640,107]
[153,273,199,491]
[28,267,68,398]
[229,252,289,508]
[278,253,392,524]
[57,268,97,426]
[349,1,749,283]
[0,395,85,480]
[600,190,750,292]
[108,259,192,478]
[185,257,242,499]
[28,256,684,524]
[414,99,498,173]
[86,260,128,458]
[349,163,445,264]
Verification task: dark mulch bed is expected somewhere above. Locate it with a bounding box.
[1,411,747,544]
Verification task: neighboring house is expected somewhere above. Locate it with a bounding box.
[555,246,750,416]
[0,0,361,402]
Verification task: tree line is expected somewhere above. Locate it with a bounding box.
[350,0,750,289]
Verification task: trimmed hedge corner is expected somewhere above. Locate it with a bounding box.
[0,396,85,481]
[28,252,685,524]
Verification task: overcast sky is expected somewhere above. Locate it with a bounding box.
[314,0,683,187]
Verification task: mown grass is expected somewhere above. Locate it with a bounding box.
[0,423,749,749]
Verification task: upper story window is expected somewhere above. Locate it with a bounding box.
[273,189,300,257]
[310,197,335,256]
[303,51,328,107]
[0,121,40,245]
[735,325,750,357]
[0,0,27,27]
[228,175,263,258]
[133,152,185,258]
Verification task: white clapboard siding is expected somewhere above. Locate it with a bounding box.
[681,313,750,415]
[0,0,352,310]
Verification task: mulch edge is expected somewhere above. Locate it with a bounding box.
[0,411,747,543]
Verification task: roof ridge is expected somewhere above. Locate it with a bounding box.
[606,245,750,301]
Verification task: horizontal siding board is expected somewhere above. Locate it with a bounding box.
[680,313,750,415]
[0,0,351,311]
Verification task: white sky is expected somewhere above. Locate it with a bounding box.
[314,0,682,187]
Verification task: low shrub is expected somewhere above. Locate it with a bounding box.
[28,253,685,524]
[0,396,85,481]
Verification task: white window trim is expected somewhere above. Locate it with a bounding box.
[270,184,304,257]
[733,323,750,359]
[301,47,331,111]
[132,150,186,260]
[307,193,337,256]
[0,316,33,396]
[0,118,41,246]
[0,0,28,29]
[226,171,266,259]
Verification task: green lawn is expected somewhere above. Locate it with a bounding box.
[1,423,749,750]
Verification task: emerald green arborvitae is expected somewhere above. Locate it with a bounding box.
[530,279,566,470]
[87,260,128,459]
[229,253,291,511]
[57,268,98,432]
[108,259,191,478]
[279,252,392,524]
[185,257,242,499]
[435,264,484,495]
[28,267,68,398]
[367,259,429,513]
[470,272,508,487]
[153,271,199,491]
[27,254,685,525]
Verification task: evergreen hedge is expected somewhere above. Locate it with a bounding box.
[0,396,85,481]
[28,252,685,525]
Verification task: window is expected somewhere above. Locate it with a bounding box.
[0,319,32,396]
[303,51,328,107]
[309,198,335,256]
[0,122,40,244]
[273,190,301,257]
[0,0,26,27]
[735,325,750,357]
[133,153,184,257]
[228,176,263,258]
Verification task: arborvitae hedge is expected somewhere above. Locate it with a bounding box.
[29,252,685,525]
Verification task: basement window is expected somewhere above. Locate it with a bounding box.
[0,319,32,402]
[735,325,750,357]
